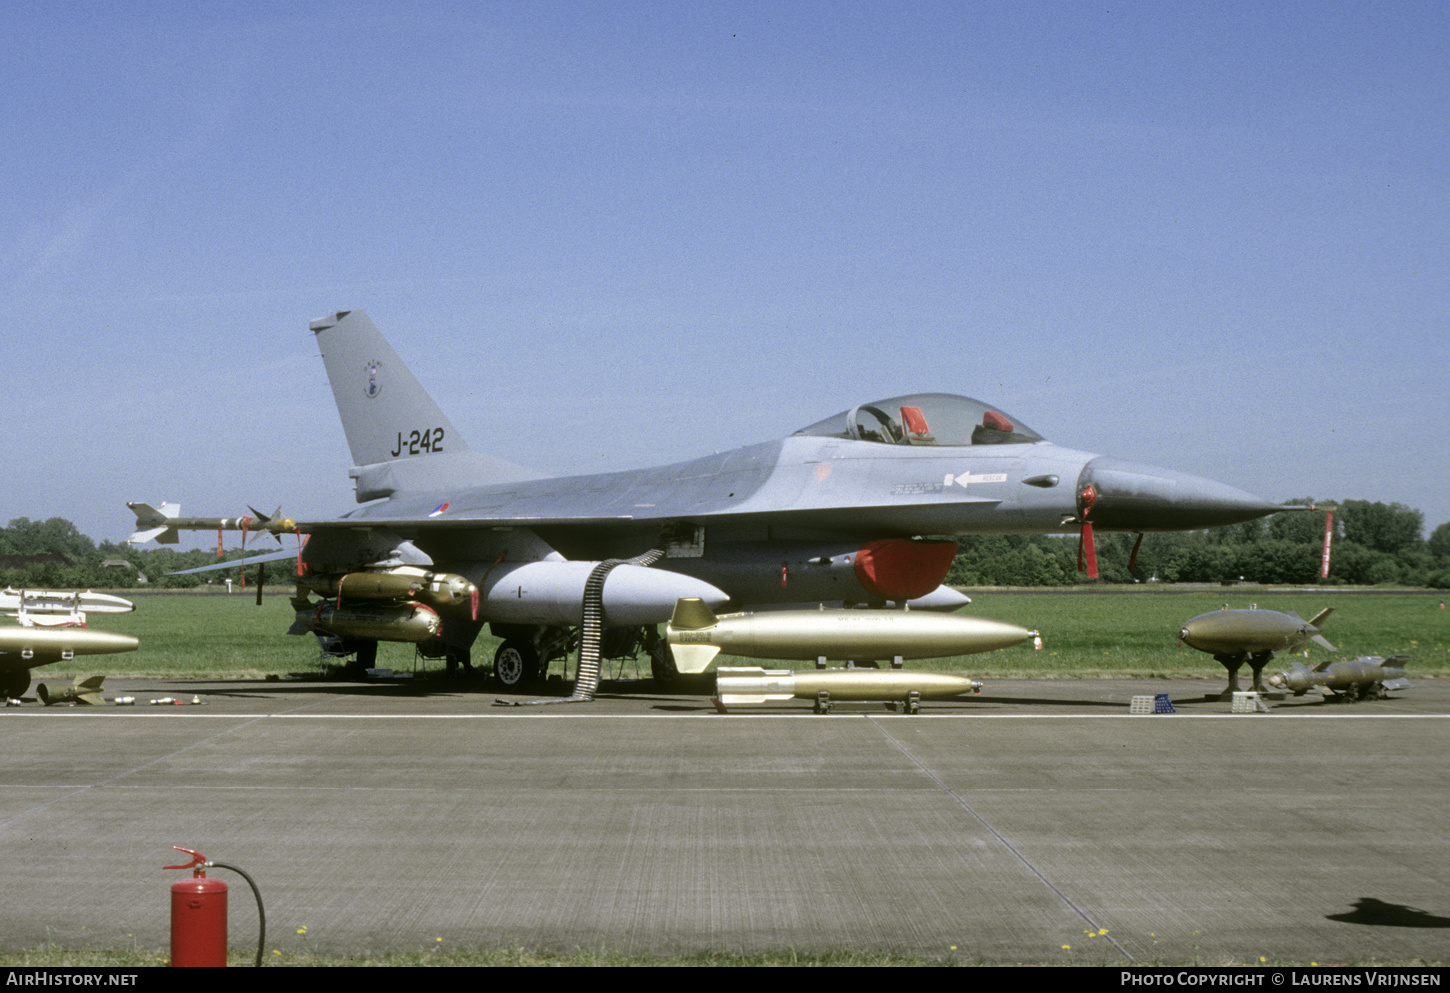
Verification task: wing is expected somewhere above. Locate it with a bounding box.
[169,548,300,576]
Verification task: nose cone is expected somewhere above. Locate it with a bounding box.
[1178,616,1216,652]
[1078,457,1283,532]
[601,566,730,626]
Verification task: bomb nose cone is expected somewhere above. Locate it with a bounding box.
[1078,457,1283,531]
[1178,618,1213,651]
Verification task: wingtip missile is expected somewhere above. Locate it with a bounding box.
[126,501,298,546]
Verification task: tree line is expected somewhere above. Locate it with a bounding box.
[0,517,279,589]
[2,499,1448,590]
[946,499,1450,587]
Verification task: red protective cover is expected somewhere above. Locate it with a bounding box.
[853,539,958,600]
[900,406,930,436]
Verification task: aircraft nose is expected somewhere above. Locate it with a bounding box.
[1077,457,1283,532]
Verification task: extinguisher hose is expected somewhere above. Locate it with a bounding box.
[209,862,266,967]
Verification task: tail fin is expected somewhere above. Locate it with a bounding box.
[309,310,545,501]
[667,597,723,673]
[1306,607,1336,653]
[126,502,181,544]
[669,597,720,631]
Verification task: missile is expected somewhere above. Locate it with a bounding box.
[715,666,983,711]
[0,626,140,661]
[126,502,298,545]
[905,585,972,612]
[0,588,134,616]
[299,568,478,615]
[36,675,107,706]
[1177,604,1335,693]
[1268,655,1411,699]
[293,599,442,642]
[667,598,1035,673]
[299,572,425,600]
[1178,605,1335,656]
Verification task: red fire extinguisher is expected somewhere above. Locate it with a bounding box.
[164,846,266,967]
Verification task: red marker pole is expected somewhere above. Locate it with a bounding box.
[1077,484,1099,579]
[1320,510,1334,580]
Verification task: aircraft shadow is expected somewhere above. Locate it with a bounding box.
[972,695,1133,710]
[1326,898,1450,928]
[116,678,1149,711]
[142,674,715,700]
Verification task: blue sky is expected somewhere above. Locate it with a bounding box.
[3,1,1446,549]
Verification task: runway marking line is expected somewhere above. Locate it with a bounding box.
[2,711,1446,720]
[865,714,1135,961]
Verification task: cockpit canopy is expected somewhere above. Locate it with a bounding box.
[794,393,1044,447]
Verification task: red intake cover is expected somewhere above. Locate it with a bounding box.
[853,539,958,600]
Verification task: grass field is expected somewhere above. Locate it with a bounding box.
[2,947,1439,968]
[26,587,1450,683]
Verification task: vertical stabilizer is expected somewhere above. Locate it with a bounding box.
[311,310,467,468]
[309,311,545,500]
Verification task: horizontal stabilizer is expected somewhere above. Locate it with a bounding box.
[1311,635,1338,653]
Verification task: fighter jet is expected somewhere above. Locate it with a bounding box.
[128,310,1294,691]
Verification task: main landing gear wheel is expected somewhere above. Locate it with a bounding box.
[1,668,29,700]
[494,639,539,689]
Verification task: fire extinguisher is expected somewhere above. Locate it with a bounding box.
[164,846,267,967]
